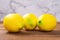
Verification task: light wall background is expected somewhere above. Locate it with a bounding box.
[0,0,60,22]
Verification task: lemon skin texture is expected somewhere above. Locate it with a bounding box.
[23,13,37,30]
[3,13,24,32]
[37,14,57,31]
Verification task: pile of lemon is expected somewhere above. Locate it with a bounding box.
[3,13,57,32]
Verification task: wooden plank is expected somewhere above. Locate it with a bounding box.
[0,23,60,40]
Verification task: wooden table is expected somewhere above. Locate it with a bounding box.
[0,22,60,40]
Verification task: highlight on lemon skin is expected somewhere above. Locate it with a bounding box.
[37,13,57,32]
[3,13,24,32]
[23,13,37,30]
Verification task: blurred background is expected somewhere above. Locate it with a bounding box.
[0,0,60,22]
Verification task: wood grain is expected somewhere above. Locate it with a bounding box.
[0,23,60,40]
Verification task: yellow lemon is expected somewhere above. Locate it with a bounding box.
[23,13,37,30]
[37,14,57,31]
[3,13,24,32]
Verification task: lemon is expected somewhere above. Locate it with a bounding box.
[23,13,37,30]
[37,14,57,31]
[3,13,24,32]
